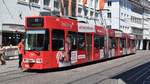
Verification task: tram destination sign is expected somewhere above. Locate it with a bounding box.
[27,17,44,27]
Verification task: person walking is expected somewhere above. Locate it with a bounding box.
[0,45,6,65]
[18,39,24,68]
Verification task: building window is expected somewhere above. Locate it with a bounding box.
[29,0,39,3]
[44,0,50,6]
[106,25,111,29]
[107,1,112,6]
[90,11,94,17]
[78,7,82,16]
[120,26,122,29]
[107,12,111,18]
[83,7,88,17]
[54,0,59,9]
[95,12,99,18]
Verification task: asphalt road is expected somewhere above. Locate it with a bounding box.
[0,50,150,84]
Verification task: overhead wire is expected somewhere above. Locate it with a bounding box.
[2,0,15,21]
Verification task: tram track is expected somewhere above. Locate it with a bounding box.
[0,70,38,83]
[67,52,150,84]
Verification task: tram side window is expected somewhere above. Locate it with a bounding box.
[121,39,126,48]
[94,35,104,49]
[110,37,116,48]
[77,33,85,50]
[52,30,64,51]
[120,39,123,48]
[94,35,100,49]
[68,32,77,50]
[99,36,104,49]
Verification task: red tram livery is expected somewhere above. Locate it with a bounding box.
[22,16,136,70]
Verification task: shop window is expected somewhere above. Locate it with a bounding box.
[2,31,24,46]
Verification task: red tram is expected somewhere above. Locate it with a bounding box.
[22,16,136,70]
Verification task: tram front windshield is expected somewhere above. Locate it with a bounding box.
[25,30,49,51]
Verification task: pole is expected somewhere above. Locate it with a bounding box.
[40,0,43,11]
[68,0,72,16]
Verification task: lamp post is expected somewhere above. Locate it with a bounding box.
[97,9,110,58]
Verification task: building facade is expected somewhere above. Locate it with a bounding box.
[103,0,150,50]
[102,0,150,50]
[1,0,150,50]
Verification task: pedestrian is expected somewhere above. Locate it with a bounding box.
[18,39,24,68]
[0,45,6,65]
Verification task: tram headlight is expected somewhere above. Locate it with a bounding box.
[36,58,42,63]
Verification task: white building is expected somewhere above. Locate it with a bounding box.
[102,0,150,50]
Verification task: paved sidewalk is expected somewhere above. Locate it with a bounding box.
[0,60,19,73]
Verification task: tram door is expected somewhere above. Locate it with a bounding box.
[86,34,92,61]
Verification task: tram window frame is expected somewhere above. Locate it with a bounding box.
[77,33,85,50]
[99,36,104,49]
[122,39,126,48]
[94,35,100,49]
[120,38,125,48]
[52,30,64,51]
[68,31,77,51]
[94,35,104,49]
[44,29,49,50]
[120,38,123,48]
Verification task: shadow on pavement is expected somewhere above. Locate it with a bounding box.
[112,62,150,84]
